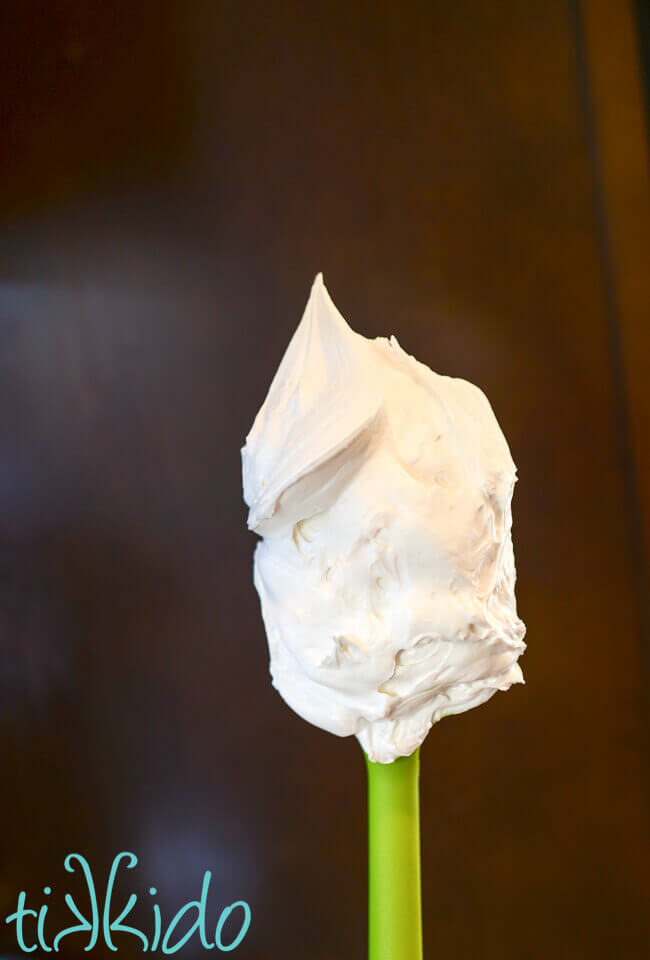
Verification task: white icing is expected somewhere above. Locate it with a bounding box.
[242,274,525,762]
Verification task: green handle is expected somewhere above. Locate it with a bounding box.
[366,748,423,960]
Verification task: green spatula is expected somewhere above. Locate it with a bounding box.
[366,747,422,960]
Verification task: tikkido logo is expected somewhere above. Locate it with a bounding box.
[4,853,251,954]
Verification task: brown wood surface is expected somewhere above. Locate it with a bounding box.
[582,0,650,627]
[0,2,648,958]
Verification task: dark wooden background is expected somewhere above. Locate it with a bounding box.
[1,1,649,957]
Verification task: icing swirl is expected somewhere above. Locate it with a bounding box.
[242,274,525,762]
